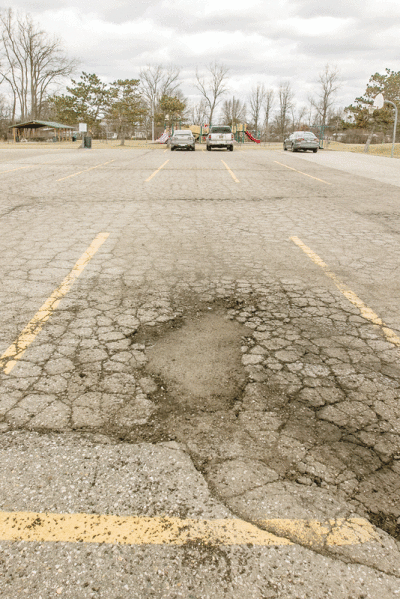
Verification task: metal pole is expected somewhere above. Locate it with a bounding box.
[384,100,398,158]
[151,101,154,142]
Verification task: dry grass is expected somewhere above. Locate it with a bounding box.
[0,139,283,151]
[326,140,400,159]
[0,139,167,150]
[1,138,398,158]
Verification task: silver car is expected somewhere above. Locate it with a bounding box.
[284,131,319,153]
[170,130,195,151]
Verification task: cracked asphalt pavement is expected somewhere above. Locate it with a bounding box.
[0,144,400,597]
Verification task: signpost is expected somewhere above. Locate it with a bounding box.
[373,94,398,158]
[79,123,87,149]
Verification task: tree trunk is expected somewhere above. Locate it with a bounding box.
[209,106,214,128]
[364,125,375,153]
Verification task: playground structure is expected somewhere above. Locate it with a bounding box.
[156,123,261,144]
[245,130,261,144]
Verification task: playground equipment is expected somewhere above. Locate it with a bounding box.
[156,123,261,144]
[245,130,261,144]
[190,124,253,144]
[157,131,169,143]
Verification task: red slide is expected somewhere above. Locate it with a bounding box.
[245,130,261,143]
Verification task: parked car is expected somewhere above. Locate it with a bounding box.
[206,126,234,151]
[284,131,319,152]
[170,130,195,151]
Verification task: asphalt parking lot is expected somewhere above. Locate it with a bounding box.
[0,144,400,598]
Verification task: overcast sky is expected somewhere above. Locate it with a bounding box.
[8,0,400,113]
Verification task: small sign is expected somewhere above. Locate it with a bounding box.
[79,123,87,133]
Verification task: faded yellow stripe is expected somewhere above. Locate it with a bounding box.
[291,236,400,346]
[221,160,240,183]
[0,512,378,547]
[145,159,169,182]
[56,160,115,182]
[262,517,379,547]
[0,233,110,374]
[0,165,36,175]
[275,161,331,185]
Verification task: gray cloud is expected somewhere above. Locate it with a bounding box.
[2,0,399,111]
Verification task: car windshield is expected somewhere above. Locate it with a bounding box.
[174,133,191,137]
[211,127,231,133]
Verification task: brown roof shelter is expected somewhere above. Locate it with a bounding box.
[9,120,75,142]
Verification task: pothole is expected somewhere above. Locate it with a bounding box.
[145,311,248,412]
[15,278,400,546]
[122,287,400,544]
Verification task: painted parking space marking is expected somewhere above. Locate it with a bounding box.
[221,160,240,183]
[275,161,331,185]
[0,165,38,175]
[0,232,110,375]
[291,235,400,346]
[56,160,115,182]
[0,511,378,547]
[145,159,170,182]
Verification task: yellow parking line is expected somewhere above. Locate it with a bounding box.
[291,236,400,346]
[275,161,331,185]
[56,160,115,182]
[0,233,110,374]
[221,160,240,183]
[145,159,169,182]
[0,165,37,175]
[0,511,378,547]
[163,148,168,153]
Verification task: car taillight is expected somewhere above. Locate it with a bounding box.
[231,134,234,140]
[208,135,211,139]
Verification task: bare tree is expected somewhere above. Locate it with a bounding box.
[221,97,246,126]
[248,84,266,134]
[194,62,229,126]
[263,89,274,141]
[306,98,315,128]
[140,64,180,106]
[310,64,340,128]
[290,105,307,132]
[0,9,77,121]
[139,64,181,139]
[190,98,208,125]
[275,81,294,139]
[0,93,11,139]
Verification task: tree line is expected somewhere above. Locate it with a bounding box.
[0,8,399,145]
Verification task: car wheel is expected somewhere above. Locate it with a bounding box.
[192,146,195,151]
[207,145,211,151]
[229,145,233,151]
[171,146,175,151]
[284,144,287,151]
[313,148,318,153]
